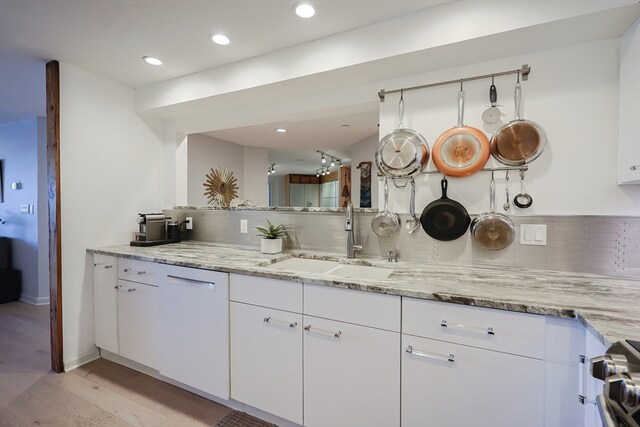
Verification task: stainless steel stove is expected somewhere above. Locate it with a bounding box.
[591,340,640,427]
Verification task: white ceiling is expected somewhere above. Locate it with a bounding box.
[0,0,453,123]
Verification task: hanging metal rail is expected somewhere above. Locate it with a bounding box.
[378,64,531,102]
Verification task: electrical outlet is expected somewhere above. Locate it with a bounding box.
[240,219,248,234]
[185,217,193,230]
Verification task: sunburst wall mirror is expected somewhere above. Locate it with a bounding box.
[203,167,238,206]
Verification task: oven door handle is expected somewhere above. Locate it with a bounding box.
[596,395,619,427]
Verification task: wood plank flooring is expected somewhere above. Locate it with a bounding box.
[0,302,235,426]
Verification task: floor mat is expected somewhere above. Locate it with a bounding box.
[214,411,279,427]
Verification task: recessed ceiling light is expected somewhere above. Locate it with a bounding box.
[142,56,162,66]
[275,128,287,133]
[211,34,230,45]
[294,2,316,18]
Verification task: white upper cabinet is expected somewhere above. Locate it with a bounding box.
[618,17,640,184]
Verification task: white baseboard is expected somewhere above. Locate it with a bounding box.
[19,294,50,305]
[64,348,100,372]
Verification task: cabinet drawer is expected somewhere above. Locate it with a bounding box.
[304,283,400,332]
[118,258,164,285]
[402,298,545,358]
[230,274,302,313]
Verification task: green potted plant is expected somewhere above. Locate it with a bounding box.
[256,220,286,254]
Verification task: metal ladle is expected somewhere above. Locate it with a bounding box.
[514,169,533,209]
[406,177,419,234]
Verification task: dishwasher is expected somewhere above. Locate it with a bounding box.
[158,266,229,399]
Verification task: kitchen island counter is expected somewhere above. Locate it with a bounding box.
[89,241,640,346]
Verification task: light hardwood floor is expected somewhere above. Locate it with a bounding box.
[0,301,234,426]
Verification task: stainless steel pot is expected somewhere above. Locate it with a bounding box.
[470,175,515,251]
[371,178,401,238]
[376,91,429,182]
[490,76,547,166]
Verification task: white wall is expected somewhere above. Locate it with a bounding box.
[350,134,379,209]
[379,39,640,216]
[37,116,48,300]
[0,117,48,304]
[186,133,244,206]
[60,63,164,368]
[243,146,268,206]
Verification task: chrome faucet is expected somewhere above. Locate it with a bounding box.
[345,202,362,259]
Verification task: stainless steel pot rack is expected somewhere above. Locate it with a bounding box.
[377,165,528,178]
[378,64,531,102]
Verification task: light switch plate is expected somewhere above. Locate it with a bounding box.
[240,219,248,234]
[520,224,547,245]
[185,217,193,230]
[20,204,29,214]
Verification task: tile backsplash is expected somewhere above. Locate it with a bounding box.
[164,208,640,279]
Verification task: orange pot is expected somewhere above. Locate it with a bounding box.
[432,90,491,177]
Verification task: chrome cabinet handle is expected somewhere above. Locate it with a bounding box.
[631,165,639,171]
[166,275,215,286]
[123,268,131,272]
[440,320,495,335]
[137,270,146,275]
[304,324,342,338]
[104,265,113,269]
[263,316,297,328]
[94,262,101,267]
[114,285,122,290]
[405,345,455,363]
[127,288,136,292]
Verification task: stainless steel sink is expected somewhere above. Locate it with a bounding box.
[263,257,393,280]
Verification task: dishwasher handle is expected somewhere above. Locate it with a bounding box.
[166,274,216,290]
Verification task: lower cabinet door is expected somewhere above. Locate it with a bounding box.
[118,280,159,369]
[93,254,118,353]
[304,316,400,427]
[401,334,545,427]
[230,302,303,425]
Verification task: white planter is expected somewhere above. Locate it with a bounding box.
[260,238,283,254]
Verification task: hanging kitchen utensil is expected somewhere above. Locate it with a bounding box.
[376,90,429,184]
[405,177,419,234]
[432,85,491,177]
[482,77,504,134]
[470,173,515,251]
[420,177,470,241]
[514,169,533,208]
[490,71,547,165]
[371,178,401,238]
[503,170,511,212]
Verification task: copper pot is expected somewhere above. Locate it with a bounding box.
[432,90,491,177]
[490,80,546,166]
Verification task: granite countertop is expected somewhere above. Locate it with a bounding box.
[88,241,640,346]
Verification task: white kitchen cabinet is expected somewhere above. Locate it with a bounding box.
[117,279,159,369]
[93,254,118,354]
[401,334,544,427]
[618,17,640,184]
[230,302,303,424]
[303,315,400,427]
[582,329,608,427]
[159,267,230,399]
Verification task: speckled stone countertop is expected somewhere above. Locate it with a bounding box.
[88,241,640,346]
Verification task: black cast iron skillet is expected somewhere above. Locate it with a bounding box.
[420,178,470,241]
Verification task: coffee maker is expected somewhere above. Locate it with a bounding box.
[130,213,170,246]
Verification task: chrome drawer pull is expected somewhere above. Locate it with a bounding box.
[166,275,215,286]
[123,268,131,272]
[631,165,639,171]
[104,265,113,269]
[137,270,146,275]
[304,324,342,338]
[406,345,455,363]
[94,262,101,267]
[440,320,495,335]
[114,285,122,290]
[127,288,136,292]
[263,316,298,328]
